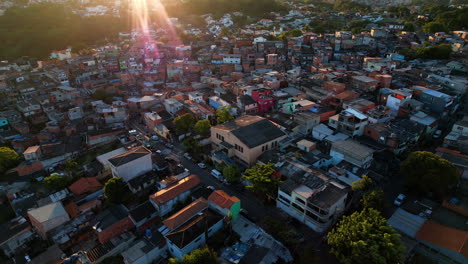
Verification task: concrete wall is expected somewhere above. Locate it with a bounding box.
[112,154,152,182]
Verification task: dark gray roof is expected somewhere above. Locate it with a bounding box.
[240,94,257,105]
[93,204,128,230]
[307,183,347,209]
[229,117,286,148]
[239,246,270,264]
[108,146,151,167]
[0,216,31,245]
[165,209,223,249]
[129,201,157,223]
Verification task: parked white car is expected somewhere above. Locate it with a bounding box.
[198,162,207,169]
[394,194,406,206]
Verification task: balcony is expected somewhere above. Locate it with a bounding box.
[212,151,235,165]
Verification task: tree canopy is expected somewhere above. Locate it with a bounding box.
[181,247,219,264]
[351,175,373,192]
[165,0,288,19]
[216,106,234,124]
[400,151,459,197]
[183,136,203,155]
[243,163,280,197]
[44,173,70,191]
[422,22,448,33]
[328,208,405,264]
[194,119,212,137]
[223,164,241,183]
[92,90,115,104]
[104,177,129,204]
[174,113,196,135]
[360,189,387,213]
[0,147,20,175]
[399,44,452,60]
[0,3,130,59]
[64,160,78,177]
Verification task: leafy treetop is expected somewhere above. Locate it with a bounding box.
[400,151,459,197]
[328,208,405,264]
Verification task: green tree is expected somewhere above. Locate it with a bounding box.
[289,28,303,37]
[104,177,129,204]
[351,27,362,34]
[182,247,219,264]
[216,106,234,124]
[64,159,78,177]
[0,147,20,175]
[422,22,448,33]
[400,151,459,197]
[328,208,405,264]
[220,27,230,37]
[361,189,387,212]
[168,259,180,264]
[223,164,240,183]
[403,22,415,32]
[92,90,114,104]
[194,119,211,137]
[351,175,373,192]
[314,24,325,34]
[174,113,196,135]
[183,136,202,154]
[243,163,280,197]
[44,173,70,191]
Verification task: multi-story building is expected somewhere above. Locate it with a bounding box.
[210,115,287,166]
[330,140,374,169]
[251,89,275,113]
[276,161,348,233]
[328,108,369,137]
[108,146,152,182]
[165,208,223,260]
[150,175,202,216]
[27,202,70,238]
[351,75,379,91]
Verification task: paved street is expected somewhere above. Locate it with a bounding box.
[128,121,337,262]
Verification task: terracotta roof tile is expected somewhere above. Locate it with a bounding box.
[68,177,102,196]
[416,220,468,257]
[208,190,240,209]
[16,162,44,176]
[162,198,208,230]
[151,175,201,205]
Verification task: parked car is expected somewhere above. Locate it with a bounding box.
[394,194,406,206]
[165,143,174,149]
[433,130,442,139]
[210,169,223,181]
[198,162,207,169]
[240,209,257,222]
[184,153,192,160]
[206,186,215,191]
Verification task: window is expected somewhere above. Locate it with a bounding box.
[292,203,304,213]
[194,237,202,243]
[278,194,290,204]
[296,197,305,205]
[235,144,244,153]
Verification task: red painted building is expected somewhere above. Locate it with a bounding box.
[251,89,275,113]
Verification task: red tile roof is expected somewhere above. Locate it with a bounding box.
[416,220,468,257]
[151,175,201,205]
[68,177,102,196]
[163,198,208,230]
[16,162,44,176]
[208,190,240,209]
